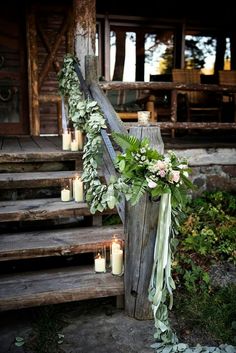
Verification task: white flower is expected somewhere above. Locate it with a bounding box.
[183,171,189,178]
[148,180,157,189]
[157,160,167,170]
[140,147,146,154]
[179,164,188,169]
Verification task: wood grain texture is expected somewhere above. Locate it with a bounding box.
[0,198,117,222]
[0,171,80,189]
[0,265,124,311]
[0,225,123,261]
[124,127,163,320]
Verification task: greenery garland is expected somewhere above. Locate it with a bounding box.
[57,54,235,353]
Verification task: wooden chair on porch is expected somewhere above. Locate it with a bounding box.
[219,70,236,122]
[105,89,156,122]
[172,69,221,122]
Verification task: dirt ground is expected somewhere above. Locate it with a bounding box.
[0,297,156,353]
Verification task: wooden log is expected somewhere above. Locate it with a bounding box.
[85,55,98,84]
[99,81,236,93]
[73,0,96,77]
[27,11,40,135]
[124,126,164,320]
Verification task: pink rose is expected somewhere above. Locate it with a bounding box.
[159,169,166,178]
[169,170,180,183]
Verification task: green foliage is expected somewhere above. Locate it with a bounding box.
[174,285,236,345]
[173,191,236,293]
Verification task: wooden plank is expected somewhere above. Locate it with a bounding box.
[19,136,39,152]
[0,198,117,222]
[0,265,124,311]
[0,151,83,164]
[124,127,163,320]
[0,225,123,261]
[0,171,80,189]
[90,82,127,135]
[1,138,21,152]
[32,136,62,151]
[0,161,76,173]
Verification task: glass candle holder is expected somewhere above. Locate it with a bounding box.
[74,129,83,150]
[137,111,150,126]
[61,185,70,202]
[110,235,124,276]
[73,175,83,202]
[94,245,106,273]
[70,131,79,151]
[62,128,71,151]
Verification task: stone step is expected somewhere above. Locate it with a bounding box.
[0,225,123,261]
[0,198,116,222]
[0,265,124,311]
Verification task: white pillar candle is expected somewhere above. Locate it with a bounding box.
[112,240,121,253]
[74,129,83,150]
[62,130,71,150]
[137,111,150,126]
[70,139,79,151]
[61,188,70,202]
[73,177,83,202]
[94,254,106,273]
[112,249,123,275]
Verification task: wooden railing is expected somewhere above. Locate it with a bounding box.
[77,57,168,319]
[100,81,236,131]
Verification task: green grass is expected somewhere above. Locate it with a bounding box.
[173,285,236,345]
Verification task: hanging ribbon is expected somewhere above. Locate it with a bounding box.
[148,193,178,344]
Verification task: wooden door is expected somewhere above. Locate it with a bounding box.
[27,2,73,135]
[0,3,28,135]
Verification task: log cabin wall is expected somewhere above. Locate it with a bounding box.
[27,1,73,136]
[0,2,28,135]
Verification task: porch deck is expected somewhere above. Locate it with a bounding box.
[0,131,236,158]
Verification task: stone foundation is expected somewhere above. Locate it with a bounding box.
[173,148,236,196]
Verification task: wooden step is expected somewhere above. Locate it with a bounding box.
[0,150,83,164]
[0,198,117,222]
[0,171,80,189]
[0,265,124,311]
[0,225,123,261]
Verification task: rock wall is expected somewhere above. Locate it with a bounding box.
[173,148,236,196]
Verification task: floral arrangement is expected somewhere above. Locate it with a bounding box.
[113,132,193,209]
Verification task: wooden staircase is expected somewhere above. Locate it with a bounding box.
[0,136,124,311]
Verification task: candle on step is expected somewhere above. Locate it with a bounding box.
[94,253,106,273]
[73,176,83,202]
[74,129,83,150]
[70,139,79,151]
[62,129,71,150]
[110,235,123,275]
[61,187,71,202]
[112,248,123,275]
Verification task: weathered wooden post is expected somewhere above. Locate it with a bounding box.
[124,126,164,320]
